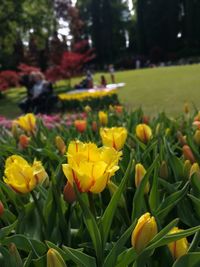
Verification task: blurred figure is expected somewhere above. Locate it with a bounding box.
[100,75,107,87]
[86,70,93,88]
[108,64,115,83]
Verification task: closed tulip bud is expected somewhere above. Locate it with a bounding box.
[100,127,128,151]
[19,134,30,149]
[84,105,91,113]
[107,181,125,208]
[135,163,149,194]
[136,124,152,143]
[114,105,123,113]
[55,136,66,155]
[184,102,189,114]
[63,182,76,204]
[47,248,67,267]
[177,131,187,146]
[98,111,108,126]
[9,243,23,266]
[165,128,171,136]
[194,111,200,122]
[92,121,98,132]
[183,145,196,163]
[142,115,150,125]
[0,201,4,217]
[194,130,200,146]
[11,122,19,139]
[193,121,200,129]
[131,212,158,253]
[74,120,87,133]
[189,163,200,178]
[109,105,114,112]
[168,227,188,260]
[155,123,160,135]
[159,161,168,179]
[183,160,192,178]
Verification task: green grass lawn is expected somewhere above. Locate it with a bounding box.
[1,64,200,118]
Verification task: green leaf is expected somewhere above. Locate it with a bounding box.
[100,153,134,247]
[0,220,17,241]
[62,245,97,267]
[2,235,47,257]
[191,173,200,198]
[74,188,102,266]
[115,248,137,267]
[103,220,137,267]
[172,252,200,267]
[155,182,189,220]
[188,194,200,218]
[149,162,159,211]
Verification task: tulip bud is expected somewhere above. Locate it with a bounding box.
[114,105,123,114]
[183,160,192,178]
[98,111,108,126]
[159,161,168,179]
[107,181,125,208]
[11,122,19,139]
[177,131,187,146]
[135,163,149,194]
[19,134,30,149]
[194,130,200,146]
[84,105,91,113]
[74,120,87,133]
[136,124,152,143]
[183,145,196,163]
[109,105,114,112]
[142,116,149,125]
[63,182,76,204]
[55,136,66,155]
[189,163,200,178]
[184,102,189,114]
[0,201,4,217]
[165,128,171,136]
[92,121,97,132]
[194,111,200,122]
[168,227,188,260]
[47,248,67,267]
[155,123,160,135]
[9,243,23,266]
[193,121,200,129]
[131,212,158,253]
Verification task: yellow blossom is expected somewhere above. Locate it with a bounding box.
[3,155,47,193]
[136,124,152,143]
[100,127,127,151]
[62,140,121,193]
[55,136,66,155]
[168,227,188,260]
[98,111,108,126]
[14,113,36,133]
[131,212,158,253]
[135,163,149,194]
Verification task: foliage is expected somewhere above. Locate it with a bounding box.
[0,106,200,266]
[0,71,19,92]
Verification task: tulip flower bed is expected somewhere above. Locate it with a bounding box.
[58,89,120,110]
[1,107,200,267]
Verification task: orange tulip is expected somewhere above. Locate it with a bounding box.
[74,120,87,133]
[182,145,195,163]
[19,134,30,149]
[63,181,76,203]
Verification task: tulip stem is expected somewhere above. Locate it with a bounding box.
[88,192,96,218]
[31,191,46,237]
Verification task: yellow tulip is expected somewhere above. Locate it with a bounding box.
[183,160,192,178]
[3,155,47,194]
[168,227,188,260]
[98,111,108,126]
[47,248,67,267]
[84,105,92,113]
[55,136,66,155]
[135,163,149,194]
[194,130,200,146]
[131,212,158,253]
[136,124,152,143]
[189,163,200,178]
[14,113,36,133]
[62,140,121,193]
[100,127,127,151]
[184,102,189,114]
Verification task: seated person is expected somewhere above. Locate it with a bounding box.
[100,75,107,88]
